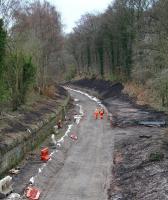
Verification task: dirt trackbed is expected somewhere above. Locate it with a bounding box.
[69,78,168,200]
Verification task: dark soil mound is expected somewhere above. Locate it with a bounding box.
[71,79,124,99]
[70,79,168,126]
[57,84,67,96]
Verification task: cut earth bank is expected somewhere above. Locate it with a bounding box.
[69,78,168,200]
[0,85,70,178]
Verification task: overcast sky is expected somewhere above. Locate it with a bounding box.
[49,0,113,33]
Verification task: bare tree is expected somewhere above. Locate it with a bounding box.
[11,0,63,90]
[0,0,21,28]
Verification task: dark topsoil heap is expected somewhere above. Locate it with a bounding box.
[71,78,124,99]
[71,78,167,124]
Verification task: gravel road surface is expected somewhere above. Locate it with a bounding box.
[39,89,114,200]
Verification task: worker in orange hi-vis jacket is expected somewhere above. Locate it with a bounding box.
[99,108,104,119]
[94,108,99,119]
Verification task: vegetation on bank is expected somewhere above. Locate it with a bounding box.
[67,0,168,111]
[0,0,64,111]
[0,0,168,112]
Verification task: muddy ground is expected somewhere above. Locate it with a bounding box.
[70,79,168,200]
[106,98,168,200]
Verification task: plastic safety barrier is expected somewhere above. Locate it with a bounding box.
[0,176,13,197]
[26,186,40,200]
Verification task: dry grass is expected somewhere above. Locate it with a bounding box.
[25,89,45,102]
[123,82,168,113]
[123,82,164,111]
[23,84,59,112]
[42,85,56,98]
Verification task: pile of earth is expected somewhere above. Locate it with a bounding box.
[69,78,168,126]
[70,78,124,99]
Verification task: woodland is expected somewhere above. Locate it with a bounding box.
[0,0,168,111]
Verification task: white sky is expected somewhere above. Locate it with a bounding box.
[49,0,113,33]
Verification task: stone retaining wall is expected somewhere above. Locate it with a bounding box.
[0,95,70,177]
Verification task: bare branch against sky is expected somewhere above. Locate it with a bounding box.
[49,0,113,33]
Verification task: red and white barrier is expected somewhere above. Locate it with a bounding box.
[26,186,40,200]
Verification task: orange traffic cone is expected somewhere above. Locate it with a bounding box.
[41,147,50,161]
[26,186,41,200]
